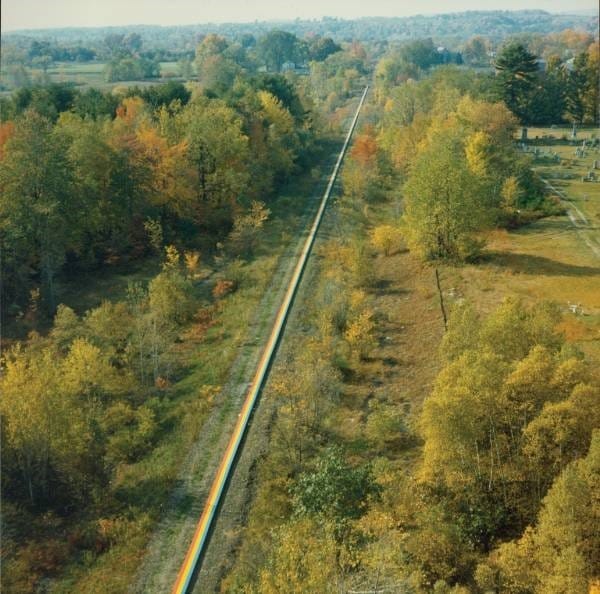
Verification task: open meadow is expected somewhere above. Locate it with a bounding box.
[0,61,185,95]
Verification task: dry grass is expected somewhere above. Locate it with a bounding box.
[329,247,445,469]
[441,217,600,361]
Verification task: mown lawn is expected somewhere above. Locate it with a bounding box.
[529,128,600,226]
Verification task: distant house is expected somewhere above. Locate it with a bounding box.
[259,62,308,74]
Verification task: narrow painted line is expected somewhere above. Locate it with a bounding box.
[171,85,370,594]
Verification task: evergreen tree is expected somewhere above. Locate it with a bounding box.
[494,42,539,122]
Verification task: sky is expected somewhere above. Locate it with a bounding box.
[1,0,597,32]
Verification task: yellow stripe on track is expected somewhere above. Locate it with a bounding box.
[171,85,369,594]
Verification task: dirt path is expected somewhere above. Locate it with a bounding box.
[540,177,600,259]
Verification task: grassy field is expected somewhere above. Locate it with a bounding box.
[528,129,600,226]
[0,61,186,95]
[439,126,600,362]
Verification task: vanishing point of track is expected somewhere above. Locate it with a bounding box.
[171,85,370,594]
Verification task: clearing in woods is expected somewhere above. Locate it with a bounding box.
[442,125,600,361]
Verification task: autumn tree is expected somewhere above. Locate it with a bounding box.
[271,340,341,469]
[123,246,196,384]
[177,98,249,229]
[1,338,123,506]
[257,90,297,181]
[258,519,341,594]
[420,299,597,549]
[370,224,404,256]
[486,432,600,594]
[227,200,270,256]
[0,109,74,311]
[402,123,488,260]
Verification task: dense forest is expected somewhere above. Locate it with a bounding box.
[1,9,599,594]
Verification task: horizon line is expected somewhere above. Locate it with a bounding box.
[2,7,598,35]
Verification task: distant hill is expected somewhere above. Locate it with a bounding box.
[2,10,598,48]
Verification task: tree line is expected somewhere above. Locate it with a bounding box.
[0,72,320,320]
[2,10,595,51]
[376,37,599,126]
[1,28,344,89]
[495,40,598,125]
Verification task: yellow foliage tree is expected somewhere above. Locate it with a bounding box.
[345,309,376,361]
[258,519,341,594]
[370,224,403,256]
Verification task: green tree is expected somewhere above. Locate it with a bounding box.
[257,30,306,72]
[308,37,341,62]
[72,87,119,119]
[0,109,74,311]
[566,49,598,124]
[494,42,539,122]
[462,37,489,66]
[399,38,440,70]
[402,124,488,260]
[528,55,567,124]
[292,447,377,522]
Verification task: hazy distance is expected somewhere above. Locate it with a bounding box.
[1,0,598,32]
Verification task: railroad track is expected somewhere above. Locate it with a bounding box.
[171,85,370,594]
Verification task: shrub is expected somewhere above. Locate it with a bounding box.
[370,224,404,256]
[345,308,376,361]
[213,279,236,299]
[227,201,270,256]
